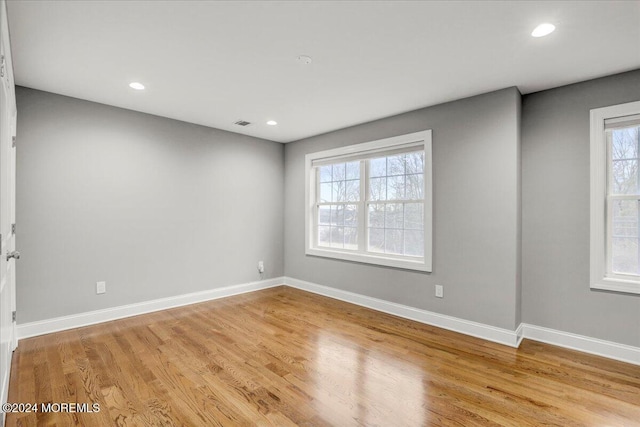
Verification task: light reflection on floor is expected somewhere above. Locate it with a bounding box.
[313,331,426,426]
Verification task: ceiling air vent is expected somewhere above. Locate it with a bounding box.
[234,120,251,127]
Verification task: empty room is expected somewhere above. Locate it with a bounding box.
[0,0,639,426]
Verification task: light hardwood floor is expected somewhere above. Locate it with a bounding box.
[6,286,640,426]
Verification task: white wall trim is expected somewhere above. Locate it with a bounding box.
[17,277,285,339]
[283,276,521,347]
[521,323,640,366]
[515,322,524,347]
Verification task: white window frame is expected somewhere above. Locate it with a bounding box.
[305,130,432,272]
[590,100,640,294]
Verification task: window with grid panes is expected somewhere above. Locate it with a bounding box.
[590,101,640,294]
[306,131,432,272]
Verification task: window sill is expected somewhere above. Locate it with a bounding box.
[591,278,640,295]
[306,247,431,272]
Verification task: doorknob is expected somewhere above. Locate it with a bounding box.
[6,251,20,261]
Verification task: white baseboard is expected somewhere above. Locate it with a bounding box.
[17,277,285,339]
[521,323,640,366]
[283,276,521,347]
[515,322,524,347]
[283,277,640,365]
[15,275,640,366]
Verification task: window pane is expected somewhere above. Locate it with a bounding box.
[385,229,403,254]
[368,203,385,228]
[331,227,344,248]
[387,175,405,200]
[612,238,639,275]
[610,126,640,195]
[318,226,331,247]
[369,177,386,201]
[345,179,360,202]
[370,157,386,177]
[345,205,358,226]
[368,228,384,253]
[611,127,639,160]
[318,206,330,225]
[405,152,424,174]
[387,154,405,176]
[331,205,344,226]
[612,199,638,237]
[385,203,403,229]
[611,159,639,195]
[406,174,424,200]
[346,161,360,179]
[332,163,346,181]
[345,227,358,250]
[319,166,332,183]
[404,230,424,257]
[404,203,423,230]
[611,199,640,275]
[320,183,332,203]
[365,151,426,256]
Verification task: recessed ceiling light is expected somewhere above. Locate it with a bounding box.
[267,120,278,126]
[531,23,555,38]
[129,82,145,90]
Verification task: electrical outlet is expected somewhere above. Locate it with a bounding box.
[257,261,264,274]
[435,284,443,298]
[96,281,106,294]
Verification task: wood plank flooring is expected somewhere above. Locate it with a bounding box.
[5,286,640,426]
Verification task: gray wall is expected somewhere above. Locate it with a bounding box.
[19,71,640,347]
[522,70,640,347]
[284,88,522,330]
[16,87,284,323]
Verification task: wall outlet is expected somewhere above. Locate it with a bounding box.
[96,281,106,294]
[257,261,264,274]
[435,284,443,298]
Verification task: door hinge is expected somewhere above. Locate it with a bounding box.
[12,311,16,322]
[11,223,15,235]
[12,136,16,148]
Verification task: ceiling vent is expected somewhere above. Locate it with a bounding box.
[234,120,251,126]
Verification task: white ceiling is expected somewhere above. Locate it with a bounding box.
[6,1,640,143]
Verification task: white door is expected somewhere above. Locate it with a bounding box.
[0,0,17,416]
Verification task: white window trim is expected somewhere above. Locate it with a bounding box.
[590,100,640,294]
[305,130,432,272]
